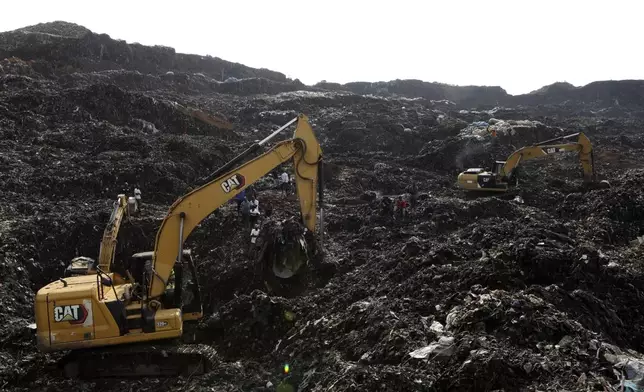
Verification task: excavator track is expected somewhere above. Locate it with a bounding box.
[59,341,218,379]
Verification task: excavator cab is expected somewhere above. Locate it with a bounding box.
[492,161,505,176]
[130,250,202,320]
[457,167,507,191]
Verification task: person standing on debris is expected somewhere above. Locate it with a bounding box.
[134,186,142,210]
[246,185,256,200]
[280,170,290,196]
[234,189,246,213]
[249,196,260,226]
[249,223,261,258]
[381,196,394,218]
[264,201,273,218]
[240,196,251,229]
[395,196,409,221]
[487,125,497,138]
[410,182,418,214]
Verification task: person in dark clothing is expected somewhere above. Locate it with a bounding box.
[381,197,394,218]
[240,197,251,229]
[246,185,256,200]
[264,202,273,218]
[234,190,247,213]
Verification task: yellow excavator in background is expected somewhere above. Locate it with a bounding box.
[34,114,324,378]
[65,194,139,276]
[457,132,608,192]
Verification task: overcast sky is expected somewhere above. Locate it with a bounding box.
[1,0,642,95]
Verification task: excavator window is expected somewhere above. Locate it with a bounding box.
[128,250,200,312]
[493,161,506,175]
[464,168,485,174]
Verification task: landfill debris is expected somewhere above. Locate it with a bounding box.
[1,21,644,392]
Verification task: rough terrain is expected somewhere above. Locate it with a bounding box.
[1,21,644,391]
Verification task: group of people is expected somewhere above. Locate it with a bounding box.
[235,186,271,228]
[232,181,280,258]
[380,183,419,221]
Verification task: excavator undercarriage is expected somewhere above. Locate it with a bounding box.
[59,340,218,378]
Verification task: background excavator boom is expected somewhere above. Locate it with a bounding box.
[96,194,138,272]
[148,114,322,299]
[498,132,595,181]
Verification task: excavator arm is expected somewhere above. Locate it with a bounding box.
[96,194,139,272]
[148,114,322,299]
[499,132,595,181]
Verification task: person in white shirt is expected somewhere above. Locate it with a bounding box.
[249,197,260,225]
[249,223,261,257]
[280,171,289,196]
[134,187,142,210]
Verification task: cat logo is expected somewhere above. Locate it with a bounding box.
[543,147,562,154]
[156,321,169,328]
[53,304,88,324]
[221,174,245,193]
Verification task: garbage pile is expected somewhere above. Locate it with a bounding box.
[2,22,644,392]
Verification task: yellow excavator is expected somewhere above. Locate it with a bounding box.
[34,114,324,378]
[457,132,607,192]
[65,194,139,276]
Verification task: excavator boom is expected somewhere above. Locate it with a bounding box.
[148,114,322,298]
[499,132,595,181]
[97,194,138,272]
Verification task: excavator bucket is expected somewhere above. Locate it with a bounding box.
[271,236,308,279]
[258,219,319,296]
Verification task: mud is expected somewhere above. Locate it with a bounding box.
[2,22,644,391]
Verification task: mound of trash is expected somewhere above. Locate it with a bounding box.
[2,21,644,392]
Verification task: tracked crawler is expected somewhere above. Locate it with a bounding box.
[34,114,325,378]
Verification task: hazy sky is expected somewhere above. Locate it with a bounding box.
[2,0,642,95]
